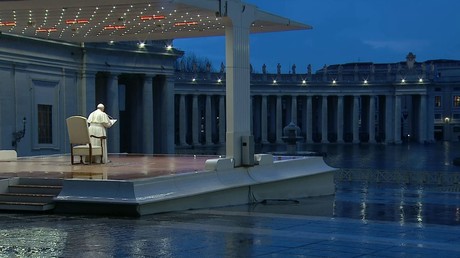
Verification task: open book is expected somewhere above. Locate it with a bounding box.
[110,119,117,125]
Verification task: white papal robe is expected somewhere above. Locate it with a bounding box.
[87,109,112,163]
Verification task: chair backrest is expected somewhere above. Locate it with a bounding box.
[66,116,91,145]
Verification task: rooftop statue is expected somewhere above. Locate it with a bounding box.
[220,62,225,73]
[406,52,416,70]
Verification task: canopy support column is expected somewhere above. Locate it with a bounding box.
[224,0,255,167]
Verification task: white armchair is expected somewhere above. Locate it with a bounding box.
[66,116,105,165]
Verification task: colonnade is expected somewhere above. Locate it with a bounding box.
[89,73,175,154]
[175,92,435,146]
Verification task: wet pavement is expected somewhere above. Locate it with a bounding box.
[1,142,460,257]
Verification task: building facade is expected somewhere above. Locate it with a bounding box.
[0,34,181,156]
[174,53,460,150]
[1,34,459,157]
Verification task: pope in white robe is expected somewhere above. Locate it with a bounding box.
[87,103,112,163]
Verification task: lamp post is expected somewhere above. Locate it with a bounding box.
[12,117,26,151]
[444,116,451,141]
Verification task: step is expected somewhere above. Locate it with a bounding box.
[17,178,63,187]
[0,193,55,203]
[0,201,55,211]
[8,184,62,195]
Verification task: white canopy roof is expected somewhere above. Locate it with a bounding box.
[0,0,312,43]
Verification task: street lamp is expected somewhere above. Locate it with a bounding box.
[12,117,26,150]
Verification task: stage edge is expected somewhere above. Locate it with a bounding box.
[54,155,336,216]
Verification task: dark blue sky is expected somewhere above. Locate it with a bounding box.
[174,0,460,73]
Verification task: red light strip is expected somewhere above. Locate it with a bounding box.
[140,15,166,20]
[0,21,16,26]
[66,19,89,24]
[104,25,126,30]
[174,21,198,26]
[36,27,57,32]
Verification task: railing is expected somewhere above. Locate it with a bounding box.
[175,70,436,85]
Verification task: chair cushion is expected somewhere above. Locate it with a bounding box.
[73,144,103,156]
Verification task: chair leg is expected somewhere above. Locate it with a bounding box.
[89,145,93,165]
[71,145,75,165]
[79,156,84,164]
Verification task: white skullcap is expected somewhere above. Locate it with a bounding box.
[97,103,105,109]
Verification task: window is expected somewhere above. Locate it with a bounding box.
[435,96,442,107]
[454,96,460,107]
[38,104,52,144]
[435,114,442,119]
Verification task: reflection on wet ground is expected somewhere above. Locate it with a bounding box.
[243,142,460,226]
[1,142,460,257]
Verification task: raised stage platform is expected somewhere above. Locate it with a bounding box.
[0,154,214,180]
[0,153,336,216]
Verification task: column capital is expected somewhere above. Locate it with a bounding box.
[109,71,120,76]
[143,74,154,81]
[222,0,256,28]
[82,70,97,79]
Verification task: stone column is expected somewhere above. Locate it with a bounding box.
[250,96,254,135]
[426,94,435,142]
[306,95,313,143]
[385,95,394,144]
[261,95,269,144]
[142,75,154,153]
[224,1,255,166]
[321,96,329,143]
[162,76,175,154]
[107,73,120,153]
[205,95,212,145]
[81,72,96,117]
[291,95,297,124]
[179,94,187,146]
[337,95,344,143]
[419,94,427,143]
[219,95,226,144]
[192,94,199,145]
[276,95,283,143]
[369,95,376,143]
[353,96,360,143]
[394,95,402,144]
